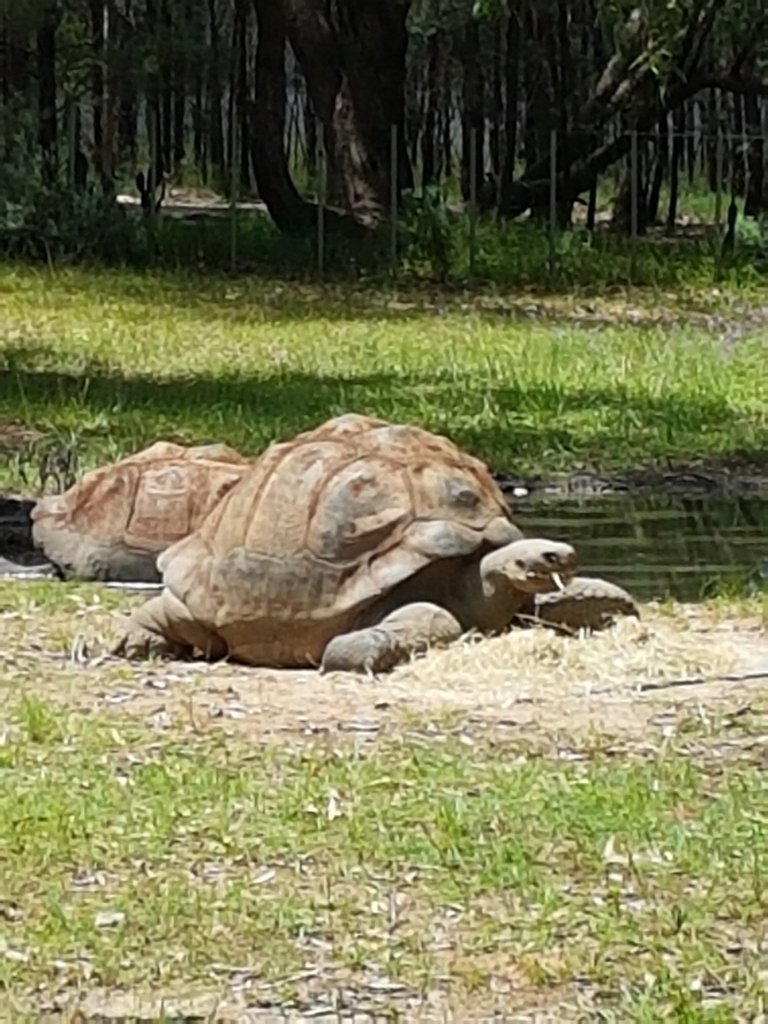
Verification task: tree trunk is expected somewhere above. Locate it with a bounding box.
[226,13,237,195]
[685,100,695,185]
[100,0,117,195]
[173,18,186,171]
[236,0,250,194]
[285,0,412,224]
[332,0,413,219]
[2,17,28,158]
[421,31,439,187]
[731,92,745,196]
[282,0,344,203]
[250,0,370,238]
[250,0,319,233]
[90,0,104,161]
[522,2,551,221]
[206,0,225,185]
[499,3,520,214]
[667,104,684,231]
[441,58,451,179]
[489,23,502,178]
[116,10,137,167]
[37,3,59,187]
[460,15,483,203]
[145,0,164,179]
[705,87,718,191]
[160,2,173,172]
[743,86,764,216]
[646,119,667,225]
[191,0,204,175]
[303,88,317,179]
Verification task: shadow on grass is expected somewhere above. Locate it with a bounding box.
[2,345,766,478]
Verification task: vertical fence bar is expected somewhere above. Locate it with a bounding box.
[148,105,158,259]
[548,127,557,277]
[630,129,639,239]
[229,117,239,273]
[390,124,398,277]
[317,119,326,277]
[469,127,478,276]
[715,125,725,281]
[714,93,724,230]
[629,128,638,283]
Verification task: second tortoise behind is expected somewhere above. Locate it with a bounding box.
[32,441,249,582]
[114,414,638,674]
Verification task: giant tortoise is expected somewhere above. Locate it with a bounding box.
[113,414,638,673]
[32,441,250,582]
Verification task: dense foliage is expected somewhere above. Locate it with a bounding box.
[1,0,766,263]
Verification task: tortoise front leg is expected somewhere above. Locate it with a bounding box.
[532,576,639,632]
[112,590,228,661]
[321,602,463,676]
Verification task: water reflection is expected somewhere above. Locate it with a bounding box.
[514,492,768,602]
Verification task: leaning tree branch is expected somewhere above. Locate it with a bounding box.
[684,0,728,79]
[499,70,713,218]
[498,0,740,220]
[730,15,768,75]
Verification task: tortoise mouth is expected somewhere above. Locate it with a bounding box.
[518,567,574,593]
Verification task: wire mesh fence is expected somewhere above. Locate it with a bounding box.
[9,88,766,282]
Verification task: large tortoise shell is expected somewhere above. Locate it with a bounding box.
[157,415,521,660]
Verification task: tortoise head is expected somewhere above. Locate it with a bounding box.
[480,537,577,596]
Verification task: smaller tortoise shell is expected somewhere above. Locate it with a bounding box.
[31,440,250,580]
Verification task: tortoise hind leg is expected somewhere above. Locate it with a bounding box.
[112,590,228,661]
[321,602,463,676]
[533,576,639,632]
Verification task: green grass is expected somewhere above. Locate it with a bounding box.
[2,695,768,1018]
[2,264,767,492]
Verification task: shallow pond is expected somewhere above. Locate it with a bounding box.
[1,490,767,603]
[515,492,768,602]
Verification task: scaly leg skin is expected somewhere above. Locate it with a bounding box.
[112,591,228,661]
[533,576,639,632]
[321,602,463,676]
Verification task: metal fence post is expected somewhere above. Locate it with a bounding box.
[317,119,326,277]
[229,114,239,273]
[390,124,398,277]
[469,127,478,277]
[714,93,724,231]
[548,127,557,277]
[630,129,639,240]
[67,104,77,189]
[629,128,638,283]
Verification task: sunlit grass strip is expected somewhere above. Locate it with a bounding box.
[1,267,766,489]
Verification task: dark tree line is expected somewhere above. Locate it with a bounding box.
[1,0,767,236]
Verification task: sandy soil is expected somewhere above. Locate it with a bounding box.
[2,594,766,747]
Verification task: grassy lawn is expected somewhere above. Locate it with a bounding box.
[1,263,767,492]
[2,689,768,1019]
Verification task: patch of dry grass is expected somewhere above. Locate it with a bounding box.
[1,579,767,743]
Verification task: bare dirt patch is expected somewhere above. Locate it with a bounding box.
[36,977,596,1023]
[3,588,767,746]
